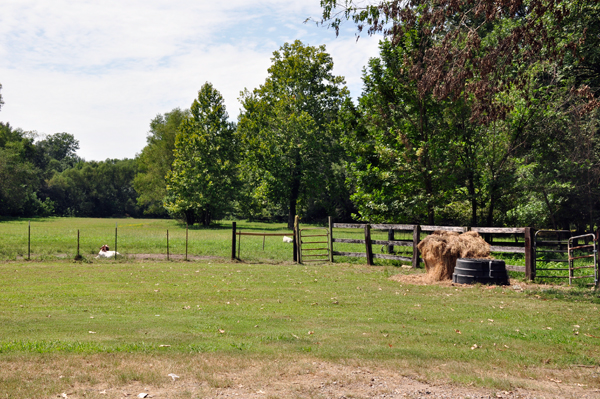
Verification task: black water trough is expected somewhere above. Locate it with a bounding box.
[452,258,510,285]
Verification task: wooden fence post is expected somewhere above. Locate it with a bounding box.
[185,223,188,261]
[292,221,298,263]
[28,221,31,260]
[114,222,118,260]
[364,224,373,266]
[387,229,394,254]
[525,227,534,280]
[231,222,236,261]
[412,225,421,269]
[238,228,241,260]
[328,216,334,263]
[294,215,301,264]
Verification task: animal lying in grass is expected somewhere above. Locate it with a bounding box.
[96,244,120,258]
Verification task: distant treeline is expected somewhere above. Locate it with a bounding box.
[0,125,139,218]
[1,0,600,231]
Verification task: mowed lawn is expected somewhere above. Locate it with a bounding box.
[0,218,297,261]
[1,257,600,397]
[1,218,599,397]
[0,217,417,264]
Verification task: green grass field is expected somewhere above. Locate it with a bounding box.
[0,217,297,262]
[0,217,419,266]
[1,218,599,397]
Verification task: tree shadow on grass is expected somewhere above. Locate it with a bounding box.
[0,216,60,224]
[527,287,600,304]
[185,220,294,232]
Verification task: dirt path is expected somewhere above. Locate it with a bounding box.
[14,253,224,261]
[66,360,599,399]
[7,356,598,399]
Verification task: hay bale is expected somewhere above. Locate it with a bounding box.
[417,230,491,282]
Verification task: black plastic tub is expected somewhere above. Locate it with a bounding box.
[452,258,510,285]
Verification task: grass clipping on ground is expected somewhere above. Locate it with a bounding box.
[416,231,491,282]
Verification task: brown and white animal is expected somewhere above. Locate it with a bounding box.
[96,244,120,258]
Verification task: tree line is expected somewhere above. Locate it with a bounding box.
[1,0,599,232]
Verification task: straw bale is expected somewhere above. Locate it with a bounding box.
[417,230,490,282]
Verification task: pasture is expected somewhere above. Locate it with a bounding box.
[0,217,419,264]
[0,218,599,398]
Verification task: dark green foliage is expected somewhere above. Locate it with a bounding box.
[0,127,139,218]
[344,39,457,224]
[0,123,44,216]
[164,83,238,226]
[46,159,140,217]
[33,132,81,176]
[134,108,189,216]
[238,40,352,228]
[322,0,600,230]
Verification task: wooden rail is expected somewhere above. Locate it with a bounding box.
[236,232,293,237]
[230,218,537,280]
[471,227,527,234]
[330,219,420,267]
[421,225,467,233]
[328,219,534,278]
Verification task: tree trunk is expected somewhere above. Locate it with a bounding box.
[202,210,211,226]
[288,197,297,230]
[486,185,496,227]
[541,189,557,230]
[287,159,301,229]
[427,199,435,225]
[468,170,477,227]
[424,170,435,225]
[288,175,301,230]
[184,209,195,226]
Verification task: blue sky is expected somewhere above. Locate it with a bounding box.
[0,1,381,160]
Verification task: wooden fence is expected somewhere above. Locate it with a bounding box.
[228,218,538,280]
[470,227,534,277]
[324,218,534,279]
[328,222,422,268]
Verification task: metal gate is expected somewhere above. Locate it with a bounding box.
[534,230,571,281]
[535,230,599,286]
[568,234,598,287]
[298,227,330,263]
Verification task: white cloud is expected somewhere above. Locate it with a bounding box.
[0,1,381,160]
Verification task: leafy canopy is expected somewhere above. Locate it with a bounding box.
[238,40,350,227]
[320,0,600,121]
[134,108,189,216]
[164,83,237,226]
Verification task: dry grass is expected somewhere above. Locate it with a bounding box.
[1,353,597,399]
[417,231,491,281]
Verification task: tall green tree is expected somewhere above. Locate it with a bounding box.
[320,0,600,120]
[238,40,350,228]
[0,123,45,216]
[34,132,81,177]
[347,39,457,224]
[134,108,189,216]
[322,0,600,230]
[500,65,600,230]
[164,83,237,226]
